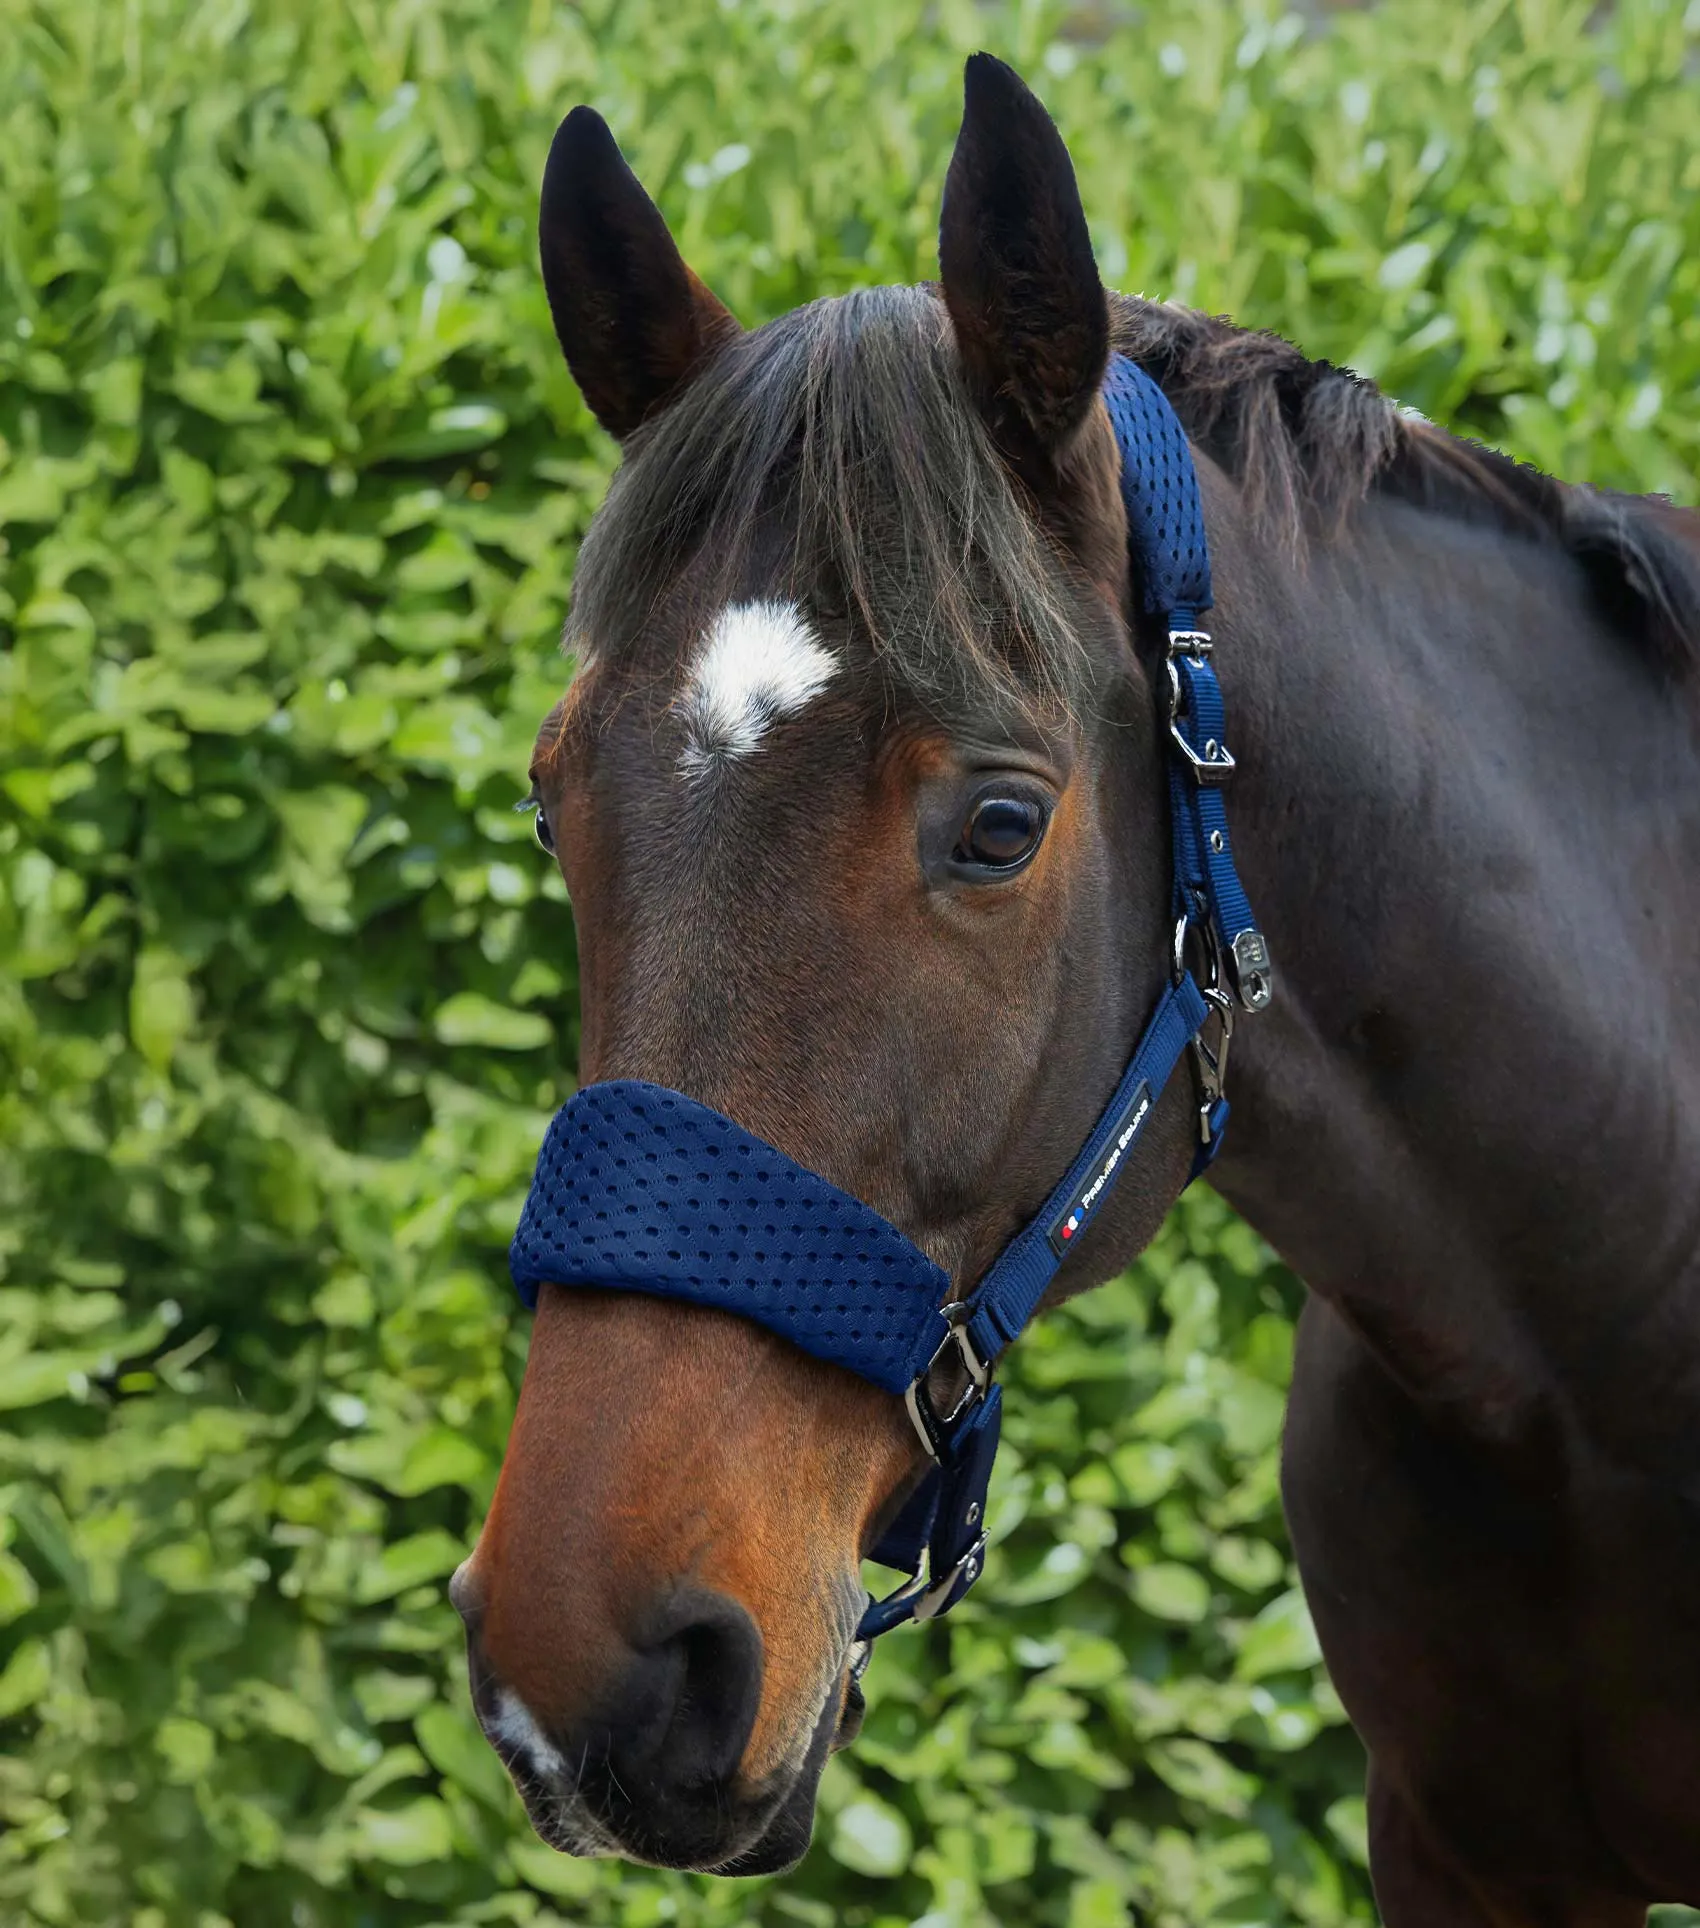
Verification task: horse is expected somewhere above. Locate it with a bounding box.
[448,53,1700,1923]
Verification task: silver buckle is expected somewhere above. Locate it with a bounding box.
[1170,728,1236,784]
[1166,634,1236,786]
[903,1311,990,1461]
[1172,909,1223,995]
[854,1530,988,1650]
[912,1533,986,1621]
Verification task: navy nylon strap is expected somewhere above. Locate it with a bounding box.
[1110,344,1273,1014]
[508,349,1270,1652]
[956,973,1208,1372]
[1102,355,1212,615]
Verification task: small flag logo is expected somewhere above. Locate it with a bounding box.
[1060,1214,1080,1240]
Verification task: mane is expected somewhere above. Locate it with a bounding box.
[567,284,1700,698]
[1111,293,1700,683]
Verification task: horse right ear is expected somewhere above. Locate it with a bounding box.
[539,108,740,441]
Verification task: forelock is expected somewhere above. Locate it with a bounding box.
[565,285,1091,715]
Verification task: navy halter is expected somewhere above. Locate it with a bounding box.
[510,353,1272,1655]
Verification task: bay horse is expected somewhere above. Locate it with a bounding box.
[449,54,1700,1923]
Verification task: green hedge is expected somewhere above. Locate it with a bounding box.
[1,1,1695,1924]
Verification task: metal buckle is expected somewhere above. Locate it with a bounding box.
[903,1310,991,1461]
[1172,908,1223,995]
[1166,638,1236,786]
[912,1533,986,1621]
[853,1529,988,1650]
[1168,713,1237,785]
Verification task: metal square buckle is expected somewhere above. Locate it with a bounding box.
[1165,643,1236,786]
[1169,726,1237,784]
[903,1311,990,1461]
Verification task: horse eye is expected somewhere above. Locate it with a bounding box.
[954,795,1046,871]
[533,806,556,855]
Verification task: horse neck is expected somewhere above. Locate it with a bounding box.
[1206,482,1700,1455]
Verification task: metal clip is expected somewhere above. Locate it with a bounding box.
[1189,987,1236,1142]
[855,1529,988,1641]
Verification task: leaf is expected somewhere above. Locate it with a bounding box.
[379,404,510,461]
[507,1835,605,1899]
[416,1701,513,1812]
[1217,1371,1287,1457]
[432,993,552,1051]
[348,1796,454,1865]
[392,699,508,779]
[0,1349,97,1413]
[354,1531,466,1605]
[155,1713,217,1782]
[0,1550,40,1624]
[392,1428,489,1497]
[1129,1561,1213,1624]
[1234,1587,1324,1681]
[1326,1793,1371,1866]
[830,1792,913,1876]
[274,785,369,866]
[129,946,196,1071]
[1145,1737,1259,1818]
[0,1638,50,1719]
[1109,1439,1179,1505]
[1379,239,1435,290]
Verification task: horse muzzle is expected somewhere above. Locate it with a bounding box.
[451,1561,852,1871]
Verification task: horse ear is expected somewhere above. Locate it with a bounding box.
[539,107,740,441]
[939,55,1109,478]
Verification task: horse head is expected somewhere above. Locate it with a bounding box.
[452,55,1214,1872]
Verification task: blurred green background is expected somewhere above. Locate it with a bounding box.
[1,0,1695,1923]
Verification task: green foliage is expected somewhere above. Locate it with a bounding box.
[0,0,1694,1924]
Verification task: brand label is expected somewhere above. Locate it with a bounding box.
[1046,1080,1152,1258]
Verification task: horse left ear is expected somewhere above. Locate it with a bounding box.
[939,55,1109,481]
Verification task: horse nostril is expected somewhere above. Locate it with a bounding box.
[612,1587,764,1793]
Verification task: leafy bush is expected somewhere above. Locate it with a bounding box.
[1,1,1695,1924]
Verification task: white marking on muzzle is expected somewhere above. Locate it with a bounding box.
[679,599,839,773]
[492,1687,566,1780]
